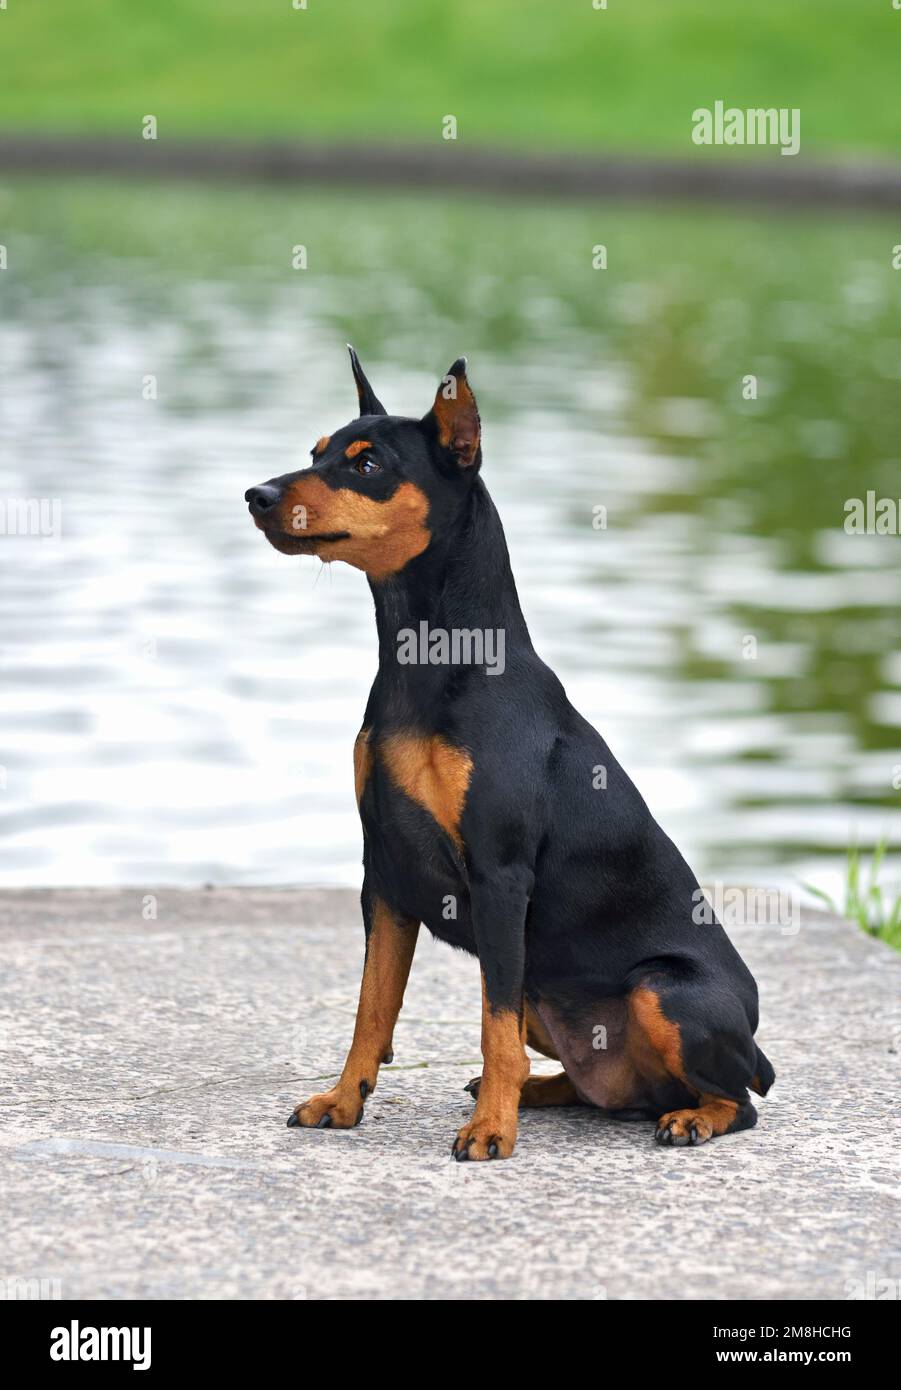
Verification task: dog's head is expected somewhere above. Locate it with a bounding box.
[245,348,481,581]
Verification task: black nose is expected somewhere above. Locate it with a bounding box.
[245,484,281,514]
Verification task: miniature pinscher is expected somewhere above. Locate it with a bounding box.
[245,349,775,1159]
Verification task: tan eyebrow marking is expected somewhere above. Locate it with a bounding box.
[344,439,372,460]
[313,436,330,455]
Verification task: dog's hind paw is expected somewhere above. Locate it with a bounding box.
[655,1096,754,1147]
[655,1111,713,1146]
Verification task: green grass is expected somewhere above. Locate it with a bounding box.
[804,840,901,951]
[0,0,900,156]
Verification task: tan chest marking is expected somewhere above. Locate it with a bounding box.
[353,727,373,807]
[379,733,473,849]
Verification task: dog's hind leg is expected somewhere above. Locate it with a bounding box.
[655,1094,757,1147]
[630,975,766,1148]
[524,1002,559,1059]
[519,1072,583,1107]
[521,1001,584,1104]
[521,1004,582,1104]
[464,1069,583,1107]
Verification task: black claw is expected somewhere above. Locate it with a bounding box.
[454,1144,470,1162]
[359,1079,370,1099]
[488,1142,498,1158]
[316,1113,332,1129]
[382,1050,394,1064]
[656,1125,672,1145]
[689,1124,699,1145]
[463,1076,481,1097]
[286,1112,300,1128]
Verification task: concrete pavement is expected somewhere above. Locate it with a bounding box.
[1,888,899,1300]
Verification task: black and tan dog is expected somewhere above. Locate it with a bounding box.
[245,349,775,1160]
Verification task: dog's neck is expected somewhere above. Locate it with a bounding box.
[366,477,532,717]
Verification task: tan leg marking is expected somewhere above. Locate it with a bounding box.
[519,1071,582,1108]
[290,898,418,1129]
[629,986,685,1079]
[464,1008,575,1109]
[631,988,751,1144]
[454,978,529,1160]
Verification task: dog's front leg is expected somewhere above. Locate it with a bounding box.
[453,873,530,1161]
[288,896,418,1130]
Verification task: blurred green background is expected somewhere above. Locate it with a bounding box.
[0,2,899,906]
[1,0,900,157]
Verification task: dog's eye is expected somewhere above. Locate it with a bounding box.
[355,456,381,477]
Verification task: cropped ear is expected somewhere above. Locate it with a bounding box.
[422,357,481,469]
[347,344,387,416]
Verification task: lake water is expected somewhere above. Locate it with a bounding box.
[1,178,899,894]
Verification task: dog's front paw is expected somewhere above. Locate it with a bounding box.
[452,1114,517,1161]
[287,1085,364,1130]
